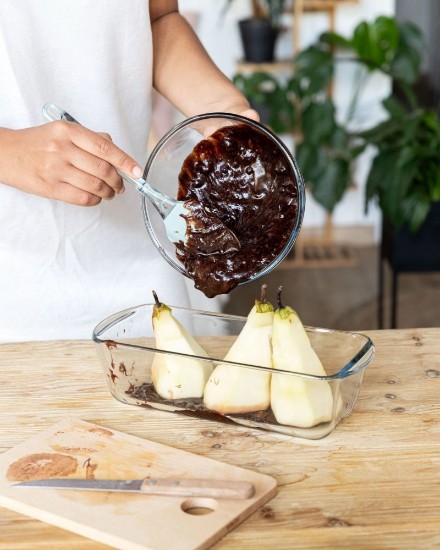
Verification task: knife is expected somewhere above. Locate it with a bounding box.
[13,477,256,500]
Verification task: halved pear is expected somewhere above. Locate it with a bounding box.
[270,287,334,428]
[151,291,212,400]
[204,285,273,415]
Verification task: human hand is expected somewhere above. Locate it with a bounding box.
[0,122,144,206]
[197,106,260,139]
[235,108,260,124]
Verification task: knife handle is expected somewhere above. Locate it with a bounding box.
[140,478,255,499]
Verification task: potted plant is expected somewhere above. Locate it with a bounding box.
[233,15,440,235]
[323,17,440,275]
[226,0,287,63]
[234,15,440,329]
[233,71,295,130]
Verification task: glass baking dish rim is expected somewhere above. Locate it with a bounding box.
[92,304,375,382]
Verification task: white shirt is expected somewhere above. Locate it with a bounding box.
[0,0,215,342]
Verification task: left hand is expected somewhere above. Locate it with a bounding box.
[197,107,261,139]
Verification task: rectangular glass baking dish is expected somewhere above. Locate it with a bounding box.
[93,304,375,439]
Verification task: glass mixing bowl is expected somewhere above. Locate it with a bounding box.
[141,113,305,286]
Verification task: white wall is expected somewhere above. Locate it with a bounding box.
[179,0,396,239]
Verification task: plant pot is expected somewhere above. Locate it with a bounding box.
[378,202,440,328]
[381,202,440,272]
[238,18,278,63]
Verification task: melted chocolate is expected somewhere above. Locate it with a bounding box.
[177,123,298,297]
[182,200,241,256]
[131,382,278,425]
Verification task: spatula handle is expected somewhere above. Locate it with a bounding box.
[140,478,255,499]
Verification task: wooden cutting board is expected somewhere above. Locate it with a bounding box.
[0,418,277,550]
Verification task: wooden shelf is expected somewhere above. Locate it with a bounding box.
[292,0,358,10]
[290,0,359,53]
[237,0,362,262]
[277,224,374,270]
[241,0,359,62]
[279,245,358,269]
[235,59,293,73]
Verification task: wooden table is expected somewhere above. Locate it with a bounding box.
[1,329,439,549]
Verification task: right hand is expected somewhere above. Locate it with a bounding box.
[0,121,144,206]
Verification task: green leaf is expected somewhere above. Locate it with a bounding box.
[350,143,368,158]
[396,145,416,171]
[233,70,297,132]
[365,151,398,203]
[382,96,407,118]
[295,142,326,183]
[301,100,336,145]
[401,194,432,232]
[371,152,418,225]
[352,17,399,70]
[375,16,399,55]
[330,126,349,151]
[390,21,424,84]
[248,71,279,87]
[269,87,295,133]
[403,114,422,142]
[311,158,350,212]
[431,168,440,201]
[358,118,400,146]
[294,45,334,96]
[398,21,425,56]
[233,71,280,104]
[320,31,352,49]
[390,49,420,84]
[422,109,440,134]
[352,22,375,63]
[286,75,302,98]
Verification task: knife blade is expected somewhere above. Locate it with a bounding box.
[12,477,255,499]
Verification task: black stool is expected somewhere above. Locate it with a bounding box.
[378,203,440,329]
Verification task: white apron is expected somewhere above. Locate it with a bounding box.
[0,0,212,342]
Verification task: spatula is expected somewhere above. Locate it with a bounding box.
[42,103,240,254]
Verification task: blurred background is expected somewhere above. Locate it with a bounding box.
[150,0,440,331]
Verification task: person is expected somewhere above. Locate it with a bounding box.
[0,0,258,342]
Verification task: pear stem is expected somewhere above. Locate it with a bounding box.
[277,286,284,309]
[260,284,268,304]
[152,290,161,306]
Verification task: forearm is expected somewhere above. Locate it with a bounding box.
[151,9,250,117]
[0,128,12,184]
[0,128,25,187]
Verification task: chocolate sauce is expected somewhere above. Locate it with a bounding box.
[131,382,278,425]
[181,200,241,256]
[176,123,298,297]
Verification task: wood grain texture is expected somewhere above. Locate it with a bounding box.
[0,419,276,550]
[1,329,440,549]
